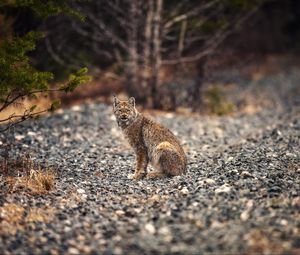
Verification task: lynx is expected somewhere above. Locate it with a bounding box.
[113,96,187,180]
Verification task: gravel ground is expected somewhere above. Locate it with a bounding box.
[0,104,299,255]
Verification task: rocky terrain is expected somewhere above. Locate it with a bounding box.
[0,104,299,254]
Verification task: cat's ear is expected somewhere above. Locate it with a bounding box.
[129,97,135,107]
[113,95,120,108]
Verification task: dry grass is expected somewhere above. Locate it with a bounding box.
[0,152,57,236]
[0,203,25,235]
[0,203,56,236]
[26,207,56,223]
[1,152,56,194]
[17,168,56,194]
[3,168,56,194]
[244,228,300,255]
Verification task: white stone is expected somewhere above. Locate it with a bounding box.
[77,188,85,194]
[115,210,125,216]
[71,105,81,111]
[204,178,216,185]
[144,223,156,234]
[214,127,224,138]
[240,211,250,221]
[158,226,170,235]
[241,171,253,178]
[226,156,234,162]
[215,184,231,194]
[15,135,25,140]
[180,187,189,195]
[230,169,238,174]
[127,173,135,179]
[68,247,80,255]
[27,131,36,136]
[165,113,174,119]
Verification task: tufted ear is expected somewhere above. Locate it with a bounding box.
[129,97,135,107]
[113,95,120,109]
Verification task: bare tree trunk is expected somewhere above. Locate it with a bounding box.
[142,0,154,106]
[127,0,140,101]
[193,56,207,111]
[151,0,163,109]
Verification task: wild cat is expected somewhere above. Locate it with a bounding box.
[113,96,187,180]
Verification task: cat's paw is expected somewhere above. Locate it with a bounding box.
[146,171,167,179]
[128,172,146,180]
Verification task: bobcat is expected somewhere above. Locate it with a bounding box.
[113,96,187,180]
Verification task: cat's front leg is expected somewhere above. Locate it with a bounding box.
[129,150,148,180]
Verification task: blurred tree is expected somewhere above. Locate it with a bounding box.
[41,0,266,110]
[0,0,91,132]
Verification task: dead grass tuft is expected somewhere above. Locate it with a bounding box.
[3,168,56,194]
[1,151,56,194]
[0,203,25,235]
[0,203,56,236]
[17,169,56,194]
[244,228,297,255]
[26,207,56,223]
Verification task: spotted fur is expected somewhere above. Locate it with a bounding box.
[113,96,187,180]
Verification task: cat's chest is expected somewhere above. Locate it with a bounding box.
[123,126,142,148]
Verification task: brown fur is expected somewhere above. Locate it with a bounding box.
[113,96,187,180]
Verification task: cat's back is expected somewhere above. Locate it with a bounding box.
[141,115,183,150]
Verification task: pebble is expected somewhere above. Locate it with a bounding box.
[241,171,253,178]
[0,104,299,255]
[180,187,189,195]
[144,223,156,234]
[76,189,85,194]
[215,184,232,194]
[204,178,216,185]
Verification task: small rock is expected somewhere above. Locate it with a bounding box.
[241,171,253,178]
[230,169,239,175]
[71,105,82,112]
[144,223,156,234]
[15,135,25,140]
[180,187,189,195]
[204,178,216,185]
[240,210,250,221]
[77,189,85,194]
[159,226,170,235]
[158,226,172,242]
[214,127,224,137]
[115,210,125,216]
[113,247,123,255]
[68,247,80,255]
[148,194,161,203]
[127,173,135,179]
[280,219,288,226]
[211,221,224,228]
[292,197,300,207]
[226,156,234,162]
[195,220,203,229]
[215,184,232,194]
[269,186,281,193]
